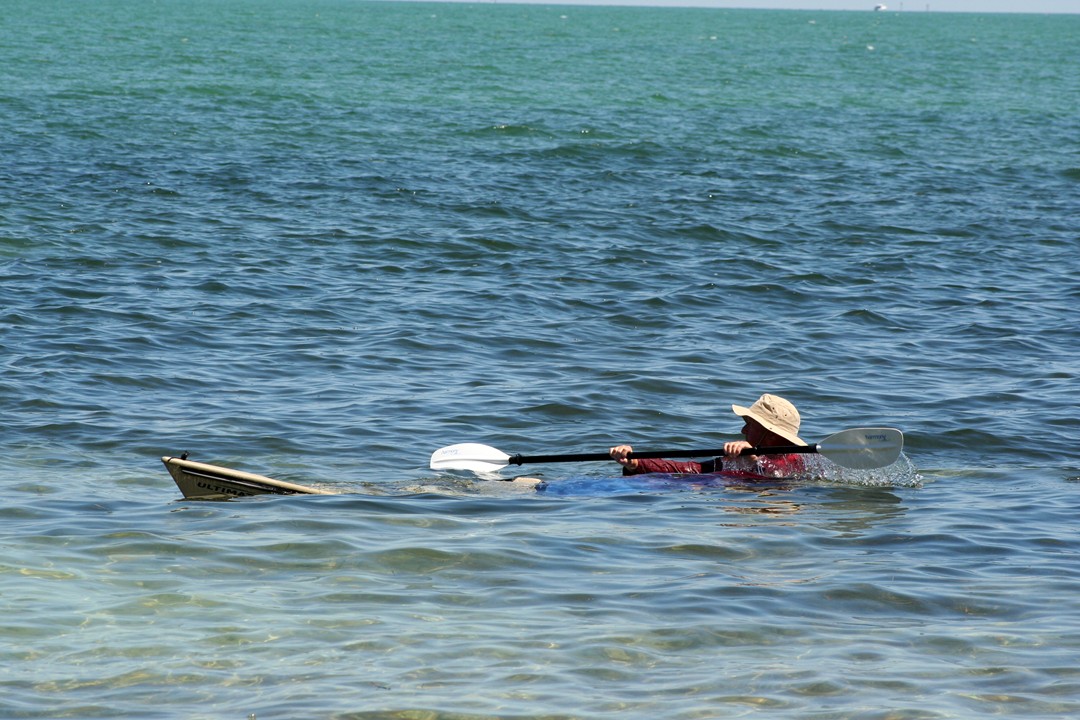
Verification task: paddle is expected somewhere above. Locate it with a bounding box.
[430,427,903,473]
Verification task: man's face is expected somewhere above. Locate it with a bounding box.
[741,418,771,446]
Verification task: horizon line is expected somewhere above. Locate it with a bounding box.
[390,0,1079,14]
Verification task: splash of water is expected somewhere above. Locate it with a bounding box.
[801,453,922,488]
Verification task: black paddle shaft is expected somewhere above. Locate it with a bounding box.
[507,444,819,466]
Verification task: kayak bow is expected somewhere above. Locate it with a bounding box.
[162,455,333,499]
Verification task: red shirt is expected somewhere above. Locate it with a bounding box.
[627,454,805,480]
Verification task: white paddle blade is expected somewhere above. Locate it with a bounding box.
[818,427,904,470]
[430,443,512,472]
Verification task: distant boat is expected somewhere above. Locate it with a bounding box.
[874,3,887,9]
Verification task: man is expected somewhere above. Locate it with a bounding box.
[609,393,806,478]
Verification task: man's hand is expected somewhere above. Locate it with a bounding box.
[609,445,639,472]
[724,440,753,459]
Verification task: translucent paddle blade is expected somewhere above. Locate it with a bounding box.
[430,443,511,472]
[818,428,904,470]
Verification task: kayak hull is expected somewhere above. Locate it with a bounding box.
[162,455,332,499]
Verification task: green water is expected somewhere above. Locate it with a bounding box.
[2,1,1078,717]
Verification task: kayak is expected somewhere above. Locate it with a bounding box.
[162,455,538,500]
[162,455,332,500]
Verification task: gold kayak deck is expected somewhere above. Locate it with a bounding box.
[163,455,334,500]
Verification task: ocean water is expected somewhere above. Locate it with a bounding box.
[2,0,1079,717]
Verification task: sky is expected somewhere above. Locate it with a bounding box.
[494,0,1079,12]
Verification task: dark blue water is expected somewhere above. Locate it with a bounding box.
[2,1,1078,717]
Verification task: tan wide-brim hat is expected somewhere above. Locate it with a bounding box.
[731,393,807,446]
